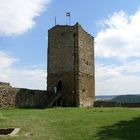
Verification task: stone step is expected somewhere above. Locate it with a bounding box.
[47,92,62,107]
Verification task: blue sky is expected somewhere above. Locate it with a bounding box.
[0,0,140,95]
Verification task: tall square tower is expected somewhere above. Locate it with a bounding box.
[47,23,95,107]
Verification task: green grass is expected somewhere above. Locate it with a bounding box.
[0,107,140,140]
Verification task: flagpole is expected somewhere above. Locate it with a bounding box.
[69,15,70,25]
[55,16,56,26]
[66,12,71,25]
[66,17,67,25]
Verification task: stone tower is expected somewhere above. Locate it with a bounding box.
[47,23,95,107]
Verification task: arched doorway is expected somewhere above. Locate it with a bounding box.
[57,80,63,93]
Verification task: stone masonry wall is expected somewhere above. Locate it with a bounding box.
[47,23,95,107]
[47,25,79,106]
[0,84,47,108]
[78,24,95,107]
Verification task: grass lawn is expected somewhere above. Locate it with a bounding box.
[0,107,140,140]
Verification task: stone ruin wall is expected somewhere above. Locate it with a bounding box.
[0,83,47,108]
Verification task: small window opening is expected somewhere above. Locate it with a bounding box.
[82,89,85,92]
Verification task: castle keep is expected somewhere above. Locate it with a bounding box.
[47,23,95,107]
[0,23,95,108]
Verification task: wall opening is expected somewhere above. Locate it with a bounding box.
[0,128,14,135]
[57,80,63,92]
[0,128,20,136]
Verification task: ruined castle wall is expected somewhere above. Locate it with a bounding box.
[15,89,47,108]
[0,86,17,108]
[0,82,10,86]
[0,85,47,108]
[78,25,95,107]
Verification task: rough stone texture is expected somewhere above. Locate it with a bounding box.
[0,82,62,108]
[78,25,95,107]
[47,25,78,106]
[47,23,95,107]
[0,82,10,87]
[0,83,48,108]
[0,85,16,108]
[15,88,47,108]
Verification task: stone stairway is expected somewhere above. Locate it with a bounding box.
[46,91,62,107]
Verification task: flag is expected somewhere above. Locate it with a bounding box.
[66,12,70,17]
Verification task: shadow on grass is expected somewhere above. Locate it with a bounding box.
[97,117,140,140]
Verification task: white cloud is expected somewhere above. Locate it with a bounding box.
[7,67,47,90]
[0,51,17,68]
[0,50,46,90]
[96,74,140,95]
[96,61,140,95]
[0,0,51,36]
[95,9,140,95]
[96,9,140,59]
